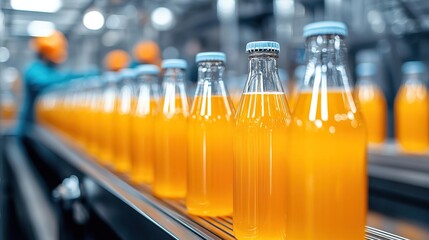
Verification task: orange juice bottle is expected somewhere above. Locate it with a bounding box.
[130,65,161,184]
[395,61,429,153]
[187,52,235,216]
[154,59,189,198]
[86,78,103,158]
[98,72,118,166]
[355,62,387,144]
[234,41,291,239]
[287,21,367,240]
[113,69,134,173]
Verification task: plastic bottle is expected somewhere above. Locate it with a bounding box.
[395,61,429,153]
[187,52,234,216]
[355,62,387,144]
[234,41,291,239]
[154,59,189,198]
[287,21,366,240]
[130,65,161,184]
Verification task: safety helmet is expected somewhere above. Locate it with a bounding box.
[104,50,130,72]
[32,31,68,64]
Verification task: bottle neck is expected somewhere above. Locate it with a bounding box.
[136,74,158,84]
[304,34,350,89]
[198,61,225,82]
[403,73,426,85]
[245,52,282,93]
[164,68,186,83]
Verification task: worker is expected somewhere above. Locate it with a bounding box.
[131,41,162,68]
[104,49,131,72]
[17,31,97,136]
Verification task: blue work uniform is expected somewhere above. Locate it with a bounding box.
[17,59,94,135]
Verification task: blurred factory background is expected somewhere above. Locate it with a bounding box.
[0,0,429,239]
[1,0,429,135]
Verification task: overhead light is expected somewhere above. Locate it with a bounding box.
[11,0,62,13]
[0,47,10,63]
[27,21,56,37]
[217,0,236,21]
[83,10,105,31]
[151,7,175,31]
[106,15,126,30]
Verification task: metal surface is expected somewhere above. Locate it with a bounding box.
[4,136,58,240]
[33,125,408,240]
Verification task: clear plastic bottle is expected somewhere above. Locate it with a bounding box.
[287,21,366,240]
[187,52,235,216]
[98,72,118,167]
[114,69,135,173]
[154,59,190,198]
[130,65,161,184]
[355,62,387,144]
[395,61,429,153]
[234,41,290,239]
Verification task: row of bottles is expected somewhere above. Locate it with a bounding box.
[354,61,429,153]
[35,20,427,239]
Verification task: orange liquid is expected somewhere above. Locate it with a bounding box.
[234,92,290,240]
[113,95,132,173]
[154,95,189,198]
[287,89,367,240]
[187,95,235,216]
[130,97,158,183]
[98,91,116,166]
[356,84,387,144]
[395,83,429,152]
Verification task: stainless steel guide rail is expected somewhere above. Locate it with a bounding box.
[32,125,408,240]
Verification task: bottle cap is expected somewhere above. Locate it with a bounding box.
[119,68,136,79]
[136,64,160,75]
[401,61,427,74]
[303,21,348,38]
[162,59,187,69]
[356,63,377,77]
[246,41,280,53]
[196,52,226,63]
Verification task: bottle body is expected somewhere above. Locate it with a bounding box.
[154,67,189,198]
[114,80,133,173]
[287,31,366,239]
[99,83,116,166]
[233,47,290,239]
[187,59,234,216]
[356,79,387,144]
[130,74,160,184]
[395,79,429,152]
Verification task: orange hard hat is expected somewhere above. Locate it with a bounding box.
[133,41,161,66]
[104,50,130,72]
[32,31,68,64]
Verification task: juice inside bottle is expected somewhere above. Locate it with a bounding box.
[355,63,387,144]
[98,72,118,167]
[130,65,160,184]
[154,59,189,198]
[113,69,134,173]
[234,42,290,239]
[395,61,429,153]
[187,52,234,216]
[287,21,366,240]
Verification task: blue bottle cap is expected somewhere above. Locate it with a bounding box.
[136,64,160,75]
[162,59,187,69]
[196,52,226,63]
[246,41,280,53]
[120,68,137,79]
[401,61,427,74]
[356,63,377,77]
[103,71,118,82]
[303,21,348,38]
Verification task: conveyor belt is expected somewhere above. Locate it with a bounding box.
[32,125,409,240]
